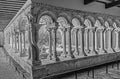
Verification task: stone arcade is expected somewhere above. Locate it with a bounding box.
[3,0,120,79]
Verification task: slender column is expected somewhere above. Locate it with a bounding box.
[84,28,90,55]
[80,28,87,56]
[67,27,75,58]
[99,29,105,54]
[60,27,67,57]
[20,32,22,56]
[113,29,120,52]
[12,33,13,48]
[93,29,98,55]
[53,27,60,61]
[47,28,53,60]
[15,33,17,52]
[89,28,97,55]
[95,29,99,52]
[73,28,79,56]
[107,28,114,53]
[103,29,108,53]
[96,28,105,54]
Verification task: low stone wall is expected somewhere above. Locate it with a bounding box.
[32,53,120,79]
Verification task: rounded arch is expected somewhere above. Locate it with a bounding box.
[72,15,84,26]
[84,19,92,28]
[72,18,81,28]
[72,15,84,28]
[105,18,114,28]
[58,12,72,26]
[85,16,96,27]
[37,11,57,24]
[57,16,70,28]
[115,19,120,28]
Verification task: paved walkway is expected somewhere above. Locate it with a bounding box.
[0,48,17,79]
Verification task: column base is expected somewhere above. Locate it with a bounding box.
[98,49,105,54]
[84,49,90,55]
[73,50,85,58]
[107,48,115,53]
[87,50,96,56]
[114,48,120,52]
[59,53,73,61]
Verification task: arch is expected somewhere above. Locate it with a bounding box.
[57,16,70,28]
[72,18,82,28]
[72,15,84,26]
[105,18,114,28]
[85,16,96,27]
[58,12,72,25]
[115,19,120,28]
[37,11,57,24]
[84,19,92,28]
[95,17,104,28]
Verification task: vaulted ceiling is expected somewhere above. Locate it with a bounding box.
[84,0,120,8]
[0,0,27,30]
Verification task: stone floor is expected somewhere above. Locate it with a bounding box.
[0,47,18,79]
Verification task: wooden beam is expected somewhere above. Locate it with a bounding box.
[105,0,120,8]
[84,0,96,5]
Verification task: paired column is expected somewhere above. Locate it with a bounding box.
[95,27,105,54]
[59,27,67,58]
[66,26,75,58]
[105,28,114,53]
[88,27,97,55]
[112,29,120,52]
[84,28,90,55]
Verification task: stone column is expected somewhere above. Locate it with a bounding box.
[80,28,87,56]
[59,27,67,57]
[15,33,17,52]
[107,28,114,53]
[88,28,97,55]
[84,28,90,55]
[30,23,41,65]
[95,28,105,54]
[20,32,22,56]
[99,29,105,54]
[103,29,108,53]
[53,27,60,61]
[66,27,75,59]
[73,28,79,57]
[47,28,53,60]
[113,29,120,52]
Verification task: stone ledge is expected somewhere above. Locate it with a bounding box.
[33,52,120,79]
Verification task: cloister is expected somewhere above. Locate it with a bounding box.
[2,0,120,79]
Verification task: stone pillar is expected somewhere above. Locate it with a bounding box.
[53,27,60,61]
[59,27,67,57]
[113,29,120,52]
[95,28,105,54]
[99,29,105,54]
[15,33,17,52]
[66,27,75,59]
[88,28,97,55]
[30,23,41,65]
[73,28,79,57]
[107,28,114,53]
[47,28,53,60]
[103,29,108,53]
[80,28,87,56]
[20,32,22,56]
[84,28,90,55]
